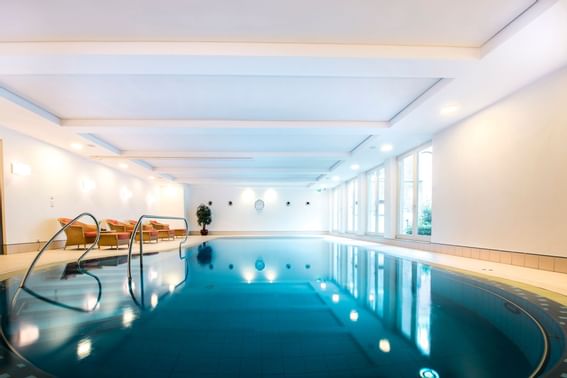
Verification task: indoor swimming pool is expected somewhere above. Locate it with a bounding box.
[0,237,566,377]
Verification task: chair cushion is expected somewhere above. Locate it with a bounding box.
[84,231,98,238]
[148,230,159,236]
[116,232,130,240]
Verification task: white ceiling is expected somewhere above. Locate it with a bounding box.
[0,0,566,189]
[0,0,535,47]
[0,75,438,120]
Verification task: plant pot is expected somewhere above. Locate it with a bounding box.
[200,229,209,236]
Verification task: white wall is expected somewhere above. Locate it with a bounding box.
[432,65,567,257]
[0,125,186,245]
[189,185,329,232]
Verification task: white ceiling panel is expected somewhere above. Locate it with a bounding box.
[143,158,340,170]
[94,132,365,152]
[0,0,535,47]
[0,75,438,121]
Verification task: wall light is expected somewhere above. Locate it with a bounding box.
[120,187,133,202]
[241,188,255,204]
[80,178,97,193]
[264,188,277,203]
[164,185,177,197]
[380,144,393,152]
[146,191,158,207]
[11,162,31,176]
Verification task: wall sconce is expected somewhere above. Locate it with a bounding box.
[11,162,32,176]
[80,178,96,193]
[241,188,255,203]
[120,187,133,202]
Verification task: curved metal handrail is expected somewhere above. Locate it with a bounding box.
[127,215,189,282]
[126,215,189,309]
[18,212,101,289]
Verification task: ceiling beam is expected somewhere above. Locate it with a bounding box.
[0,42,477,78]
[62,119,389,133]
[175,179,315,187]
[92,151,350,160]
[153,167,330,174]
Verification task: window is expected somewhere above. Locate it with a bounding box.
[346,178,358,233]
[398,144,433,238]
[367,166,385,234]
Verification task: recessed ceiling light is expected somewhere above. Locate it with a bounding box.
[380,144,393,152]
[70,143,83,150]
[440,104,460,115]
[350,164,360,171]
[148,175,156,180]
[331,175,340,181]
[119,163,129,169]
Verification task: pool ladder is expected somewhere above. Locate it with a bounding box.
[18,212,101,289]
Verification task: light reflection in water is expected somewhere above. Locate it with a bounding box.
[76,338,92,359]
[122,308,135,328]
[17,324,39,347]
[150,293,158,309]
[378,338,391,353]
[330,246,432,357]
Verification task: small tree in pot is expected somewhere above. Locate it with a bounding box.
[196,204,212,235]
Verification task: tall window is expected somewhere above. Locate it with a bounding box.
[346,178,358,233]
[398,144,433,238]
[367,167,385,234]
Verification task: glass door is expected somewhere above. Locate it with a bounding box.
[398,144,433,239]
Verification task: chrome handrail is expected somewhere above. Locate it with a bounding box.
[18,212,101,289]
[127,215,189,283]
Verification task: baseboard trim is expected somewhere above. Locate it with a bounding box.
[3,240,66,255]
[331,232,567,274]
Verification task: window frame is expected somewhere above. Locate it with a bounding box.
[366,165,385,236]
[396,142,433,241]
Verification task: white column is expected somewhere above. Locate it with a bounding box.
[383,157,398,239]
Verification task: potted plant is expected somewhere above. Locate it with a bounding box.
[196,204,212,235]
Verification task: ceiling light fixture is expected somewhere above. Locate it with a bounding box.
[380,144,393,152]
[440,104,460,115]
[331,175,340,181]
[350,164,360,171]
[119,163,129,169]
[70,143,83,150]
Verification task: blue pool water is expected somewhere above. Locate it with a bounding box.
[0,237,565,377]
